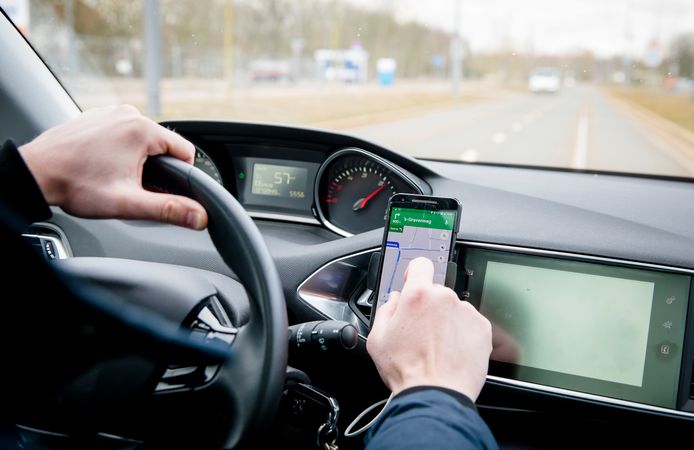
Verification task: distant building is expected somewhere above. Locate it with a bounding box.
[315,44,369,83]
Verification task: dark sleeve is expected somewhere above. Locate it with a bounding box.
[0,209,228,424]
[0,140,51,229]
[364,387,499,450]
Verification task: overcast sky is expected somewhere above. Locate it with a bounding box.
[349,0,694,58]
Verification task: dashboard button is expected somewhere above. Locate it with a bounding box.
[657,342,676,360]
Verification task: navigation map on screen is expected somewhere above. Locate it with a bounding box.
[375,207,456,307]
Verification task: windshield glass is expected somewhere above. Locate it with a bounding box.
[5,0,694,178]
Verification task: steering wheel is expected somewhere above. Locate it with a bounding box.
[12,155,287,449]
[141,155,288,446]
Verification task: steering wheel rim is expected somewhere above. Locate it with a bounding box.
[143,155,288,447]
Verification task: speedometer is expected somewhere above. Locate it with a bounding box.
[315,148,422,236]
[194,147,223,185]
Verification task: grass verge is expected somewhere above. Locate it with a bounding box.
[608,87,694,133]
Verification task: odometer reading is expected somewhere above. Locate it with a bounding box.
[251,163,308,200]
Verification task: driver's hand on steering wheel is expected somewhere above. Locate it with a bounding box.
[367,257,493,402]
[19,105,208,230]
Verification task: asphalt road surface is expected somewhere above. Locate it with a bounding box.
[347,84,691,178]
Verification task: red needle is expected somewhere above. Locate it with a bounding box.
[359,184,385,209]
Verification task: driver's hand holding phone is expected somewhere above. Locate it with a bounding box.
[367,194,493,402]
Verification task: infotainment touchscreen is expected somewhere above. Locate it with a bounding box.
[463,248,691,409]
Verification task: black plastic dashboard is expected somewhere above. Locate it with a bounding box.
[43,121,694,443]
[176,121,430,236]
[163,120,694,270]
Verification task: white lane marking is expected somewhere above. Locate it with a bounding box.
[511,122,523,132]
[523,112,540,124]
[572,111,589,169]
[492,132,507,144]
[459,149,479,162]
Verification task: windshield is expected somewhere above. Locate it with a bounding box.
[5,0,694,178]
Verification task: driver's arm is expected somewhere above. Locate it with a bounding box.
[365,257,498,449]
[0,106,217,423]
[365,388,496,450]
[4,105,207,229]
[0,139,51,229]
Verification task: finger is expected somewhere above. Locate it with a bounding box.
[152,124,196,164]
[430,283,458,299]
[380,290,400,317]
[373,291,400,328]
[427,284,463,311]
[123,189,208,229]
[402,257,434,288]
[386,289,400,304]
[369,291,400,341]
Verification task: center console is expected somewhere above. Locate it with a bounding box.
[297,242,694,418]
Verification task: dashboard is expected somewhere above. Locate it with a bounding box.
[190,134,428,236]
[44,120,694,444]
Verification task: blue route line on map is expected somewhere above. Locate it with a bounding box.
[384,242,401,294]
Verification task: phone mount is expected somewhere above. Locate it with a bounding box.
[366,252,458,292]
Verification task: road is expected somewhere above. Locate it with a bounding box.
[346,85,692,177]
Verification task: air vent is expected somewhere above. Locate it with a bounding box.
[156,296,235,392]
[353,289,373,322]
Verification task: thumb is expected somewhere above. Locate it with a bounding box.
[125,189,208,230]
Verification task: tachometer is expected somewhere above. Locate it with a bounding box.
[194,147,223,185]
[315,148,422,236]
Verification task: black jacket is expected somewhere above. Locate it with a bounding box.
[0,140,52,228]
[0,141,222,422]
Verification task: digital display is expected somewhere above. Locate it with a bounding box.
[251,163,308,200]
[375,207,456,308]
[482,261,654,387]
[464,248,691,409]
[232,154,319,217]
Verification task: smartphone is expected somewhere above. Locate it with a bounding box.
[370,194,461,326]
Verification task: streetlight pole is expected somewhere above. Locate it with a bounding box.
[223,0,234,86]
[451,0,462,99]
[64,0,79,78]
[144,0,161,117]
[291,0,304,82]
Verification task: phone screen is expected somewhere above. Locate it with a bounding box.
[374,206,457,308]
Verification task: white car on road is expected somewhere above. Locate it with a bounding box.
[529,67,561,93]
